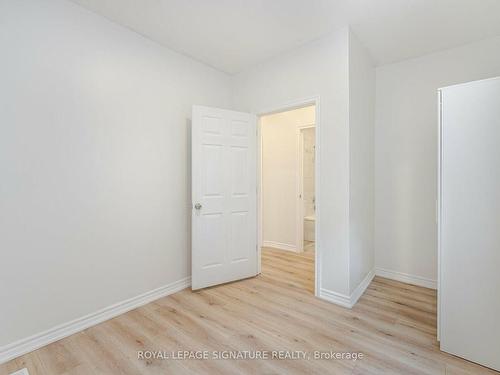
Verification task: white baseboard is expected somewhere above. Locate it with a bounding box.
[375,267,437,289]
[9,369,29,375]
[0,277,191,365]
[319,269,375,308]
[350,269,376,306]
[262,240,298,252]
[319,288,352,308]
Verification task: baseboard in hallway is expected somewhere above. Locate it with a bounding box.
[262,240,298,252]
[9,369,29,375]
[303,240,315,252]
[375,267,437,289]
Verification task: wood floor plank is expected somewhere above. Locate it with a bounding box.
[1,247,498,375]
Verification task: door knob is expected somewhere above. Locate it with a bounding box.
[194,203,202,210]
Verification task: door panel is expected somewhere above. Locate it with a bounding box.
[202,145,224,196]
[192,105,257,290]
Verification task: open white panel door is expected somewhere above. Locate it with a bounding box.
[191,105,257,290]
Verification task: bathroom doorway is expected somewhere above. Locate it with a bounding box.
[258,103,316,294]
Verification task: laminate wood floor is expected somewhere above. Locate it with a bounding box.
[1,247,498,375]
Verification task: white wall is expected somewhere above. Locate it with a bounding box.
[233,29,351,296]
[261,106,315,251]
[348,32,375,294]
[0,0,231,348]
[375,35,500,285]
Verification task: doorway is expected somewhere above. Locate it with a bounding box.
[258,104,317,294]
[191,99,320,294]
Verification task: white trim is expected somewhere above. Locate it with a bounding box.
[256,96,321,297]
[350,269,375,306]
[256,97,318,117]
[437,89,443,341]
[262,240,298,252]
[375,268,437,289]
[296,126,304,252]
[319,289,352,308]
[297,123,315,130]
[257,117,263,274]
[319,269,375,308]
[296,123,316,251]
[313,99,321,298]
[9,369,29,375]
[0,277,191,365]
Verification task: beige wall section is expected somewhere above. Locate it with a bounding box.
[261,106,315,251]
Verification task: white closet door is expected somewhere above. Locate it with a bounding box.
[191,105,257,290]
[439,77,500,371]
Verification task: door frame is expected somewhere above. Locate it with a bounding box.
[297,123,315,254]
[256,96,321,297]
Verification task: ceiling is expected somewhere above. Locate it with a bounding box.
[71,0,500,74]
